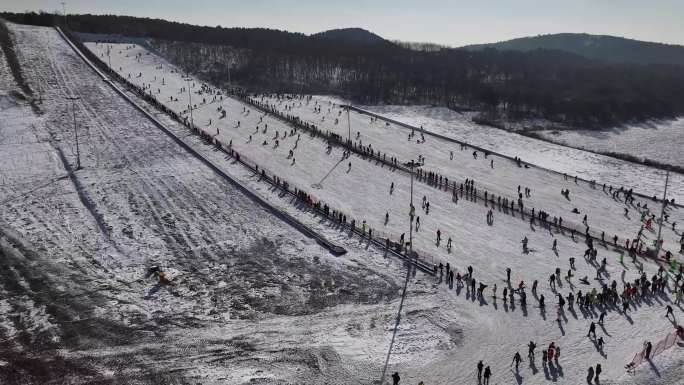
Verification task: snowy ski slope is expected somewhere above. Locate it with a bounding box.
[0,23,419,384]
[536,117,684,168]
[75,38,684,384]
[358,105,684,203]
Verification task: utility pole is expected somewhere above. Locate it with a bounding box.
[61,2,67,28]
[346,106,351,147]
[106,45,112,69]
[655,171,669,258]
[65,95,81,170]
[184,77,194,129]
[408,160,417,257]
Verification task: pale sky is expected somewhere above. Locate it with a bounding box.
[3,0,684,47]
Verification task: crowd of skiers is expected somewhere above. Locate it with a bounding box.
[106,51,684,294]
[100,51,684,385]
[113,58,682,270]
[242,96,684,340]
[247,95,405,171]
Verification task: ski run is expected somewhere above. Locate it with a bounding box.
[0,22,682,384]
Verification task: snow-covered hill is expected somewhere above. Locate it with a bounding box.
[535,118,684,168]
[360,105,684,201]
[82,38,684,384]
[0,21,682,384]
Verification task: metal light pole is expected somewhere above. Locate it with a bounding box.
[61,2,67,28]
[184,77,194,129]
[408,160,417,257]
[655,171,670,257]
[347,106,351,147]
[65,95,81,170]
[106,45,112,69]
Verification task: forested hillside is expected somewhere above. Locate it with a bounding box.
[4,11,684,127]
[463,33,684,67]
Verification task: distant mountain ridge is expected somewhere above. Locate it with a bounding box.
[462,33,684,66]
[4,12,684,128]
[311,28,388,45]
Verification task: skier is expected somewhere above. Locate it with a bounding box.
[588,322,597,339]
[477,282,487,298]
[645,341,653,359]
[506,267,511,282]
[477,360,483,383]
[511,352,522,371]
[391,371,400,385]
[528,341,536,358]
[483,366,491,385]
[594,364,602,383]
[558,293,566,309]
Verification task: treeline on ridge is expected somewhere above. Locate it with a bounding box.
[3,11,684,127]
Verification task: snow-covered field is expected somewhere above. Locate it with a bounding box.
[0,22,682,385]
[0,24,415,384]
[536,118,684,168]
[357,105,684,203]
[77,38,684,384]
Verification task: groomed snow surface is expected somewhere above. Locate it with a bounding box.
[536,118,684,169]
[356,105,684,204]
[0,23,682,385]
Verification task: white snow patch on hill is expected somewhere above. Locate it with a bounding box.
[536,118,684,168]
